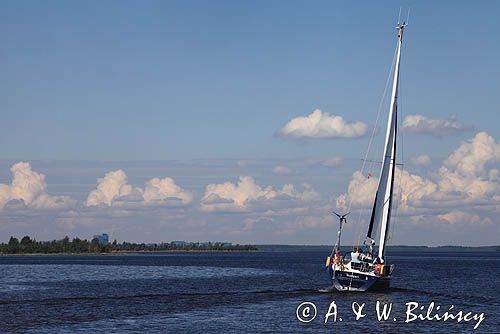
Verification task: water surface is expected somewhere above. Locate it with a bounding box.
[0,250,498,333]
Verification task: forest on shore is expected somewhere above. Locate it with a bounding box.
[0,236,257,254]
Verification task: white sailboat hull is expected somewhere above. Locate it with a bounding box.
[332,270,391,292]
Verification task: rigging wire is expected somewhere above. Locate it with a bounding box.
[347,44,399,248]
[351,47,398,248]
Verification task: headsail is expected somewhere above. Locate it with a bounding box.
[365,23,406,262]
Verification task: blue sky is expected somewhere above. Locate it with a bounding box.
[1,1,499,246]
[2,0,499,160]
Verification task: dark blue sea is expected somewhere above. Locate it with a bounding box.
[0,249,498,333]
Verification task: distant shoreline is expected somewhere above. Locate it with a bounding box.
[255,245,500,252]
[0,235,258,255]
[0,244,498,256]
[0,249,259,256]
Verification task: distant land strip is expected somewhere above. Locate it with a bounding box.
[256,244,500,252]
[0,235,257,254]
[1,236,498,255]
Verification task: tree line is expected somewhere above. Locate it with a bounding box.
[0,236,257,254]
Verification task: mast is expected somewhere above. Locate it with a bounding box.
[365,22,406,262]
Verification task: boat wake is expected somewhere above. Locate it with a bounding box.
[317,285,337,293]
[0,288,322,305]
[317,285,498,305]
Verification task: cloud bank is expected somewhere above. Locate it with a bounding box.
[336,132,500,224]
[279,109,370,139]
[0,132,497,245]
[201,176,320,212]
[0,162,75,210]
[402,114,470,137]
[86,170,193,207]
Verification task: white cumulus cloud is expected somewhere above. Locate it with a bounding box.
[279,109,370,139]
[86,170,134,206]
[201,176,320,212]
[402,114,470,137]
[143,177,194,205]
[86,170,193,207]
[0,162,75,210]
[335,170,379,210]
[438,132,500,198]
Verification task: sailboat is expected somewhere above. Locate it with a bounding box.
[326,21,407,292]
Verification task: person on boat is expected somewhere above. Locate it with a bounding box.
[333,250,340,264]
[359,250,373,262]
[351,247,361,263]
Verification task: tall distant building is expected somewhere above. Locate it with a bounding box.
[93,233,109,245]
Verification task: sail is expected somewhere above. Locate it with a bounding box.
[366,24,405,262]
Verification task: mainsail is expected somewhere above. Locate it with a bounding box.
[366,23,405,262]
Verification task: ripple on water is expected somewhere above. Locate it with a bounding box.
[0,264,278,284]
